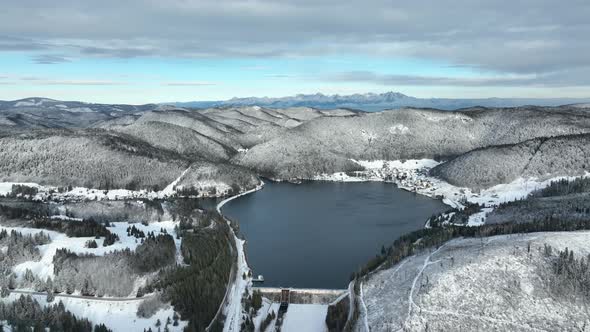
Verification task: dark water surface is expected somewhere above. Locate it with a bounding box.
[220,181,448,289]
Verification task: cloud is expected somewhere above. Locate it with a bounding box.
[325,69,590,88]
[264,74,293,79]
[0,0,589,86]
[241,65,270,71]
[325,71,536,87]
[34,80,125,86]
[32,54,71,64]
[0,75,127,86]
[162,81,218,86]
[0,36,46,51]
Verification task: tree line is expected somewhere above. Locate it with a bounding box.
[141,217,234,332]
[355,215,590,280]
[0,295,112,331]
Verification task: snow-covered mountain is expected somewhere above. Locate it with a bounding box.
[171,92,590,111]
[2,99,590,190]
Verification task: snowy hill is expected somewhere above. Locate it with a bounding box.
[0,98,157,131]
[357,231,590,331]
[235,106,590,179]
[2,101,590,194]
[432,134,590,189]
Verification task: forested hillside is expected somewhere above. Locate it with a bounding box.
[432,134,590,189]
[0,130,189,190]
[2,100,590,198]
[236,106,590,179]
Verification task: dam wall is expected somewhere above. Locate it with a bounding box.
[253,287,347,304]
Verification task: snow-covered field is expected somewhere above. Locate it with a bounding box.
[282,304,329,332]
[1,292,186,331]
[0,219,185,331]
[5,220,180,284]
[359,231,590,332]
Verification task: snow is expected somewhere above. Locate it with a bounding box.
[1,292,186,331]
[176,180,232,196]
[14,101,36,107]
[0,182,41,196]
[13,98,55,107]
[361,231,590,332]
[0,177,234,202]
[466,207,493,226]
[404,243,448,327]
[66,107,95,113]
[360,130,378,142]
[0,220,187,330]
[388,124,410,135]
[162,166,191,195]
[359,283,370,332]
[14,100,40,107]
[221,237,249,332]
[281,304,328,332]
[252,299,279,332]
[354,159,440,170]
[5,221,180,283]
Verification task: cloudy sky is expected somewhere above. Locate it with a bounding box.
[1,0,589,103]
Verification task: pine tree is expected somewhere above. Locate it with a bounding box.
[8,274,16,290]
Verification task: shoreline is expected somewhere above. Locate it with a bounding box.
[310,159,589,226]
[211,180,265,332]
[202,160,585,331]
[216,180,265,214]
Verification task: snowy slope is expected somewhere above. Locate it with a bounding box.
[360,231,590,332]
[5,220,180,283]
[1,292,186,332]
[282,304,329,332]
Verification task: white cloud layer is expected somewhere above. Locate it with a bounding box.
[0,0,589,88]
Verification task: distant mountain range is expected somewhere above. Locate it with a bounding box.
[170,92,590,111]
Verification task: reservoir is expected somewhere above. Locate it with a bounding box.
[220,181,448,289]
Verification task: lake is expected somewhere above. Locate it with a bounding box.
[220,181,448,289]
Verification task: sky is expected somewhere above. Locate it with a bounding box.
[0,0,589,104]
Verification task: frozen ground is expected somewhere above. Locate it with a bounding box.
[359,231,590,332]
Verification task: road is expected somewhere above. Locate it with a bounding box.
[9,289,152,302]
